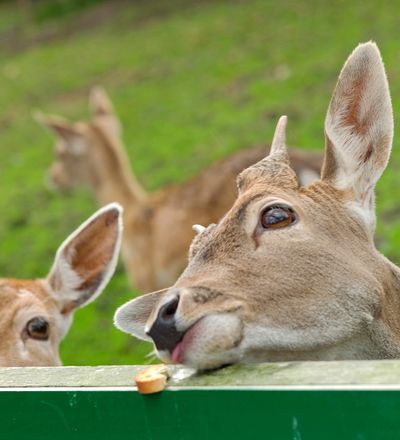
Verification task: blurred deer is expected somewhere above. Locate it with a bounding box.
[0,204,122,366]
[115,42,400,370]
[37,88,322,292]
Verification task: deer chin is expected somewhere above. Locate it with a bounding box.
[155,313,244,370]
[237,321,378,362]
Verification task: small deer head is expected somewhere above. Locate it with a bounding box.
[115,42,396,370]
[35,87,121,191]
[0,204,122,366]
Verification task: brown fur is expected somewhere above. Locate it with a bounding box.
[0,279,63,366]
[38,88,322,292]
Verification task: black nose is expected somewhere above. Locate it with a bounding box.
[146,295,184,352]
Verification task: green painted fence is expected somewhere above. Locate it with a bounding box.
[2,361,400,439]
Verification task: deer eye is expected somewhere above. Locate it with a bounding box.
[26,317,50,341]
[260,205,297,229]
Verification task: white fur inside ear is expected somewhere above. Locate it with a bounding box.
[51,252,84,295]
[324,42,393,230]
[48,203,123,310]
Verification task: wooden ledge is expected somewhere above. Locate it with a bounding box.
[2,360,400,389]
[2,361,400,439]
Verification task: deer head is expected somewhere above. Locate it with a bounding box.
[35,87,125,192]
[0,204,122,366]
[114,42,400,370]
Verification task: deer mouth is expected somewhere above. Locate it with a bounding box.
[170,320,202,363]
[161,313,243,370]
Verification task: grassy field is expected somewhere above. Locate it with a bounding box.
[1,0,400,365]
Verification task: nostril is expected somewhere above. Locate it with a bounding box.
[159,296,179,323]
[147,295,183,352]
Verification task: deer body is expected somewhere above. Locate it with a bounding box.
[0,204,122,366]
[115,42,400,370]
[39,90,322,292]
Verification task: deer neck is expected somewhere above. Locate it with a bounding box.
[370,258,400,357]
[88,124,147,208]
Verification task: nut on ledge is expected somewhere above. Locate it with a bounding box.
[134,364,170,394]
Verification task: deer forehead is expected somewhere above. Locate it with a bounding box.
[0,278,57,308]
[0,279,58,328]
[0,279,74,344]
[211,181,345,230]
[237,153,298,189]
[186,181,370,285]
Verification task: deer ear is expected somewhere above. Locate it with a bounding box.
[114,289,168,341]
[89,86,121,138]
[34,112,80,141]
[89,86,115,116]
[35,111,88,155]
[322,42,393,230]
[47,204,123,314]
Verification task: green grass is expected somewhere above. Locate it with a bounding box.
[1,0,400,365]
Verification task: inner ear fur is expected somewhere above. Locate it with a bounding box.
[322,42,393,209]
[47,203,123,313]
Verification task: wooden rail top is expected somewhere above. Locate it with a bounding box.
[2,360,400,389]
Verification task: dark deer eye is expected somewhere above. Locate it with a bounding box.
[260,205,297,229]
[26,317,49,341]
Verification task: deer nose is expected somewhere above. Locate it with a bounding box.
[146,295,184,352]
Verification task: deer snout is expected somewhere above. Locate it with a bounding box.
[146,294,184,352]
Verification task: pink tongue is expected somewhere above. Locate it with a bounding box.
[171,342,183,363]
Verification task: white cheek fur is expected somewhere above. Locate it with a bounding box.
[180,314,243,369]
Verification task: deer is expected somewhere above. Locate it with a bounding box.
[36,88,322,293]
[0,203,122,366]
[114,42,400,371]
